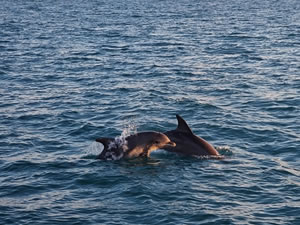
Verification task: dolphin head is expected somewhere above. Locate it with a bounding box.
[125,132,176,158]
[150,132,176,150]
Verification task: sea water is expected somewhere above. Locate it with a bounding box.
[0,0,299,224]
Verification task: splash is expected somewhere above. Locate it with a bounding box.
[85,141,104,156]
[193,146,232,159]
[216,145,233,156]
[97,122,138,160]
[108,122,138,152]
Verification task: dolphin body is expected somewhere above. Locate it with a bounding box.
[96,131,175,160]
[163,115,220,157]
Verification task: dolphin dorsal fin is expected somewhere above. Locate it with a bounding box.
[176,114,193,134]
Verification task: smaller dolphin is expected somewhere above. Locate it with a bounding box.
[96,132,176,160]
[164,115,221,157]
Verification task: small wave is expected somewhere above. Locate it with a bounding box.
[194,155,226,160]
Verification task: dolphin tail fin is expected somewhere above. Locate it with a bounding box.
[95,137,114,159]
[176,114,193,134]
[96,137,113,150]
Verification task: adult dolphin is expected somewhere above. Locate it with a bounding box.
[163,115,221,157]
[96,132,176,160]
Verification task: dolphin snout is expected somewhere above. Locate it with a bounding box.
[165,141,176,147]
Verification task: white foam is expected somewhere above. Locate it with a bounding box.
[216,145,231,151]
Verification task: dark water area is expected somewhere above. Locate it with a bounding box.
[1,0,299,224]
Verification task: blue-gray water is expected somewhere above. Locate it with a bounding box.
[1,0,300,224]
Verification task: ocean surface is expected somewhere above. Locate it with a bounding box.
[1,0,299,224]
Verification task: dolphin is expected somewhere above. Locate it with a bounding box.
[96,131,176,160]
[163,115,221,157]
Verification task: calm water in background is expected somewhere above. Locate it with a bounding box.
[1,0,300,224]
